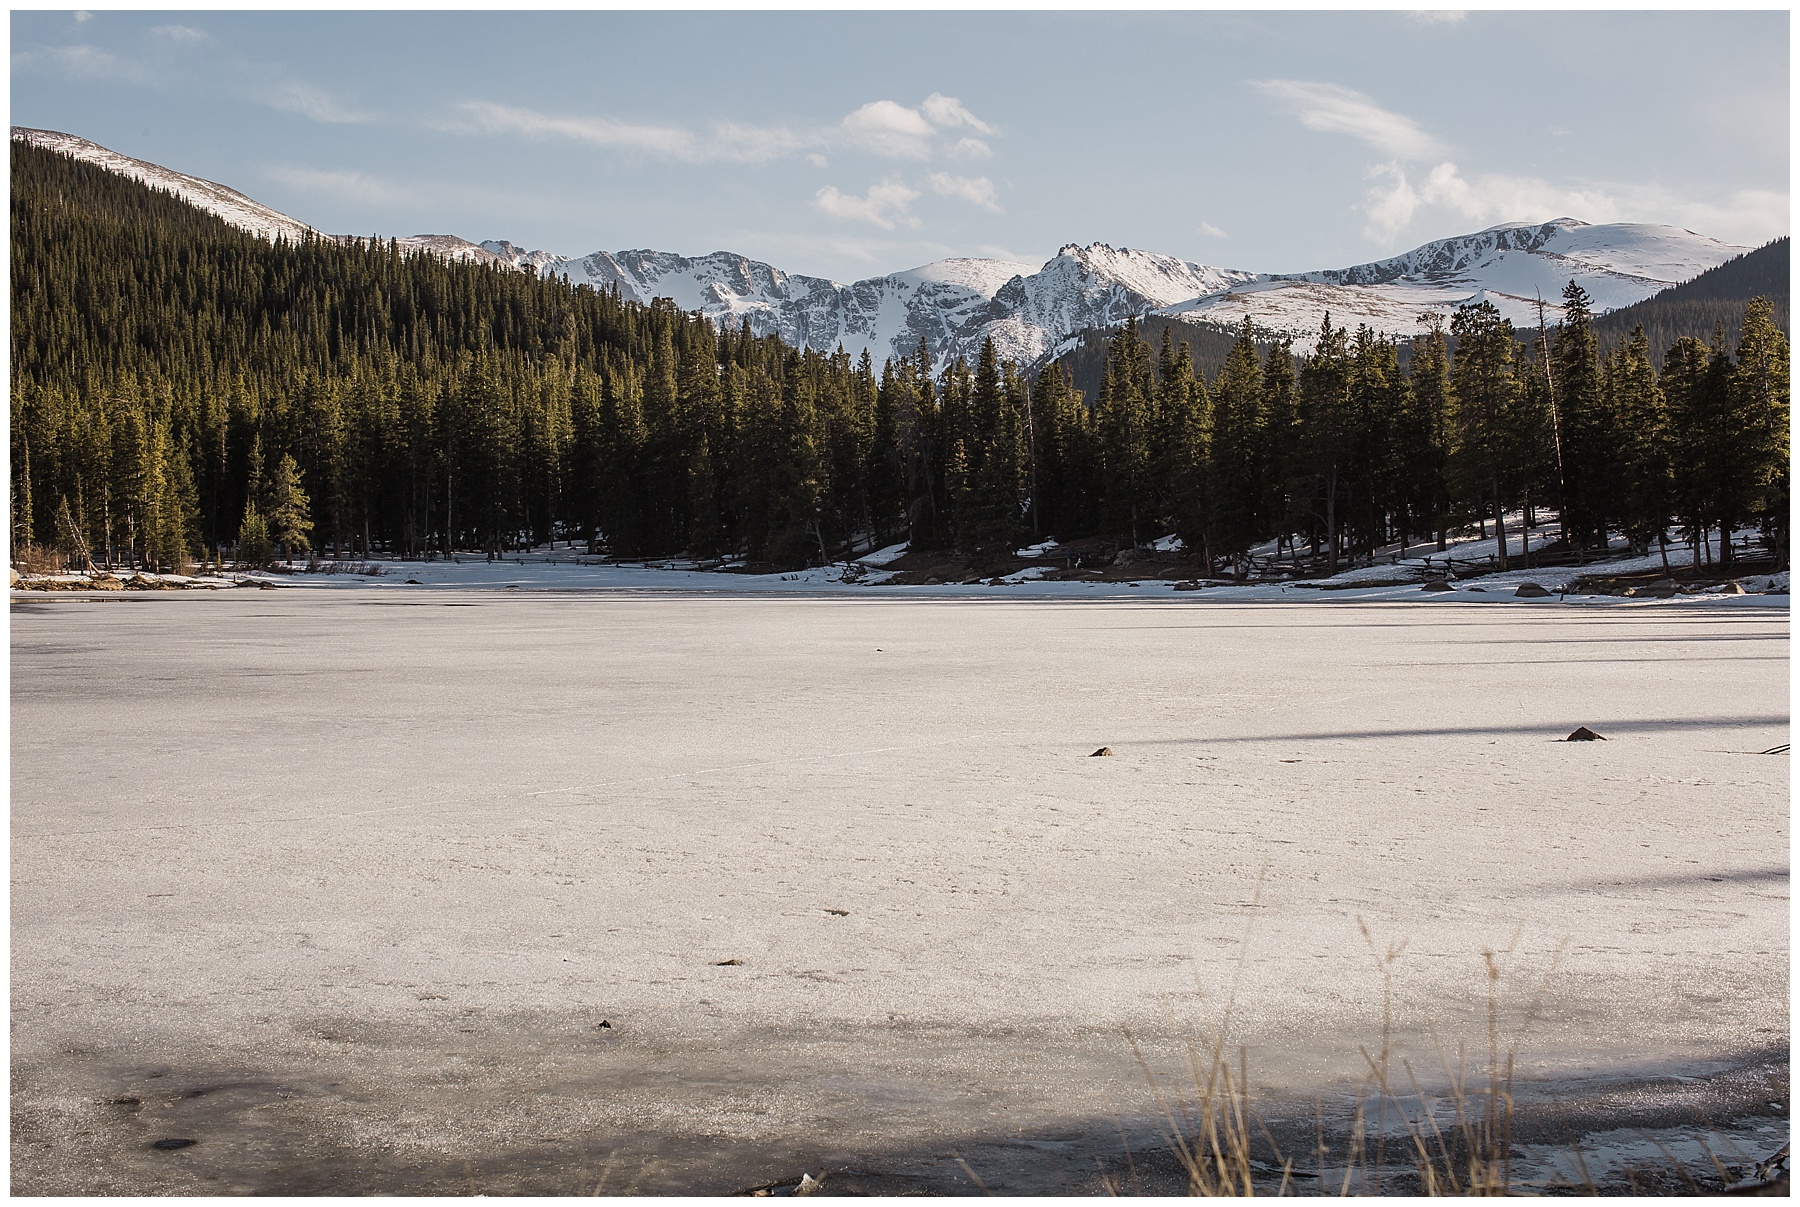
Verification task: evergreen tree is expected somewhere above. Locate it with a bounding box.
[237,503,274,568]
[1207,318,1266,577]
[1154,332,1208,562]
[1448,301,1522,570]
[1732,296,1790,564]
[1093,319,1155,547]
[955,339,1027,557]
[1027,363,1090,542]
[267,453,314,562]
[1259,337,1300,564]
[1391,321,1443,553]
[1611,327,1674,566]
[1555,282,1613,553]
[1297,316,1351,571]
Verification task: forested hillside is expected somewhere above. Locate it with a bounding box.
[1051,314,1254,406]
[11,141,914,567]
[1589,237,1789,361]
[10,141,1790,578]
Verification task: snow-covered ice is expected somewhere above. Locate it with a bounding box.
[10,589,1787,1192]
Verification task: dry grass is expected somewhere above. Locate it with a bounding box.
[1119,918,1784,1196]
[1128,902,1589,1197]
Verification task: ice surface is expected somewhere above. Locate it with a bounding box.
[10,591,1787,1192]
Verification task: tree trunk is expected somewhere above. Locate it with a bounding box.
[1492,481,1509,572]
[1324,469,1339,575]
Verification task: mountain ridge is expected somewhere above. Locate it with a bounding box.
[13,125,1754,364]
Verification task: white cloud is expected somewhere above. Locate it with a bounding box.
[920,92,996,136]
[267,81,374,125]
[440,93,998,171]
[264,164,412,206]
[1404,10,1468,24]
[1252,78,1448,161]
[448,100,699,159]
[73,9,91,20]
[18,43,159,85]
[152,24,209,42]
[1643,187,1790,246]
[837,99,936,159]
[445,100,812,164]
[926,172,1002,213]
[1362,159,1620,240]
[1361,163,1424,239]
[836,95,998,159]
[708,120,810,163]
[1200,221,1228,239]
[814,179,922,230]
[1359,159,1788,246]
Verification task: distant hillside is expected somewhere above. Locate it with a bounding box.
[1589,237,1788,360]
[1048,314,1273,403]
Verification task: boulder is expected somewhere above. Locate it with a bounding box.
[1564,727,1607,742]
[1514,582,1552,598]
[1420,579,1454,592]
[7,567,18,587]
[89,574,124,591]
[1090,746,1114,757]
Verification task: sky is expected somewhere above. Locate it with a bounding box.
[9,9,1790,281]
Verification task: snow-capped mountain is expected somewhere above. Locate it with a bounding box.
[488,221,1746,360]
[1165,219,1746,345]
[16,126,1751,364]
[479,241,1254,365]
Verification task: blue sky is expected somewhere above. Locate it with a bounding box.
[10,10,1789,280]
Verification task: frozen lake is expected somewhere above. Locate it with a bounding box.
[11,590,1788,1193]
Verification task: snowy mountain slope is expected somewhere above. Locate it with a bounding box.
[13,126,318,244]
[18,127,1750,365]
[393,233,503,264]
[13,128,508,267]
[478,239,564,272]
[987,244,1256,362]
[1164,219,1747,347]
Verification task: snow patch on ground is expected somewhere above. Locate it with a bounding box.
[153,555,1786,609]
[856,542,911,567]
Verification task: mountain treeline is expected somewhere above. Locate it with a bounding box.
[1588,237,1789,364]
[9,142,1790,576]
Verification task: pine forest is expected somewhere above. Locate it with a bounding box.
[10,141,1790,578]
